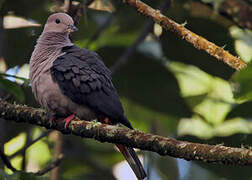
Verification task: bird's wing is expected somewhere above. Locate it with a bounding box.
[50,45,132,128]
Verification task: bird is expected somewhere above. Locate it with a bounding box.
[29,13,147,180]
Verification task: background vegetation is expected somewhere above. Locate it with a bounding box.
[0,0,252,179]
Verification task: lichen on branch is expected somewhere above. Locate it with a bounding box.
[1,99,252,166]
[120,0,247,70]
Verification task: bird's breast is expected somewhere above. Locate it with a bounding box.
[30,45,96,120]
[32,71,96,120]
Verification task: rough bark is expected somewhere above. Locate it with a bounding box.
[119,0,247,70]
[1,99,252,166]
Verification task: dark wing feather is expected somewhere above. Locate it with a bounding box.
[51,45,132,129]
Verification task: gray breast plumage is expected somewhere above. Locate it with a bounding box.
[29,43,96,120]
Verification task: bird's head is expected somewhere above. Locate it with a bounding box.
[43,13,78,34]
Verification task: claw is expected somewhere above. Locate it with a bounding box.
[49,116,55,127]
[104,117,112,125]
[64,114,75,128]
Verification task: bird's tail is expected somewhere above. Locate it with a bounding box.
[116,144,147,180]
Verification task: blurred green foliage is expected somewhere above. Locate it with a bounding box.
[1,0,252,179]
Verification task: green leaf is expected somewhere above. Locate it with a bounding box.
[98,47,191,120]
[0,76,25,103]
[233,62,252,101]
[169,62,233,125]
[168,62,213,97]
[213,118,252,137]
[15,64,30,85]
[0,171,46,180]
[76,29,139,50]
[178,116,252,139]
[229,26,252,63]
[184,94,208,109]
[5,133,26,156]
[178,116,213,139]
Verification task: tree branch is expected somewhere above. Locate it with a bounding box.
[0,149,18,172]
[218,0,252,30]
[1,99,252,166]
[0,144,63,176]
[8,130,52,159]
[118,0,247,70]
[35,154,63,176]
[0,73,30,85]
[110,0,171,74]
[194,0,252,30]
[86,13,114,47]
[49,131,63,180]
[110,17,153,75]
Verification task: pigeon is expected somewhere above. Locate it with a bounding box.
[29,13,146,180]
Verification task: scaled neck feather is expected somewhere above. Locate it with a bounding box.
[37,32,73,47]
[29,32,73,84]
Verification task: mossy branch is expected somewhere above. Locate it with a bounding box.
[119,0,247,70]
[1,99,252,166]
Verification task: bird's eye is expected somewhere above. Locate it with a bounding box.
[55,19,61,24]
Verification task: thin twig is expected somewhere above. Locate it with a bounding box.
[186,1,233,28]
[119,0,247,70]
[1,146,63,176]
[110,20,154,75]
[21,129,32,170]
[9,130,52,159]
[86,13,114,47]
[68,0,86,25]
[221,0,252,30]
[201,0,252,30]
[110,0,171,74]
[50,132,63,180]
[0,73,30,84]
[36,154,64,176]
[0,149,18,172]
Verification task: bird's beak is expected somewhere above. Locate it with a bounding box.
[67,25,78,32]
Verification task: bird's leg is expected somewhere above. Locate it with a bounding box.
[64,114,75,128]
[91,119,98,123]
[49,113,56,127]
[49,116,55,126]
[104,117,112,125]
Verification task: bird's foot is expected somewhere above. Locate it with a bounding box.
[64,114,75,128]
[104,117,112,125]
[49,116,55,127]
[91,119,98,123]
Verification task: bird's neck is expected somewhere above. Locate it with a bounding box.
[29,32,73,83]
[31,32,73,65]
[36,32,73,47]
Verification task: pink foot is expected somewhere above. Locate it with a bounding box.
[64,114,75,128]
[49,116,55,126]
